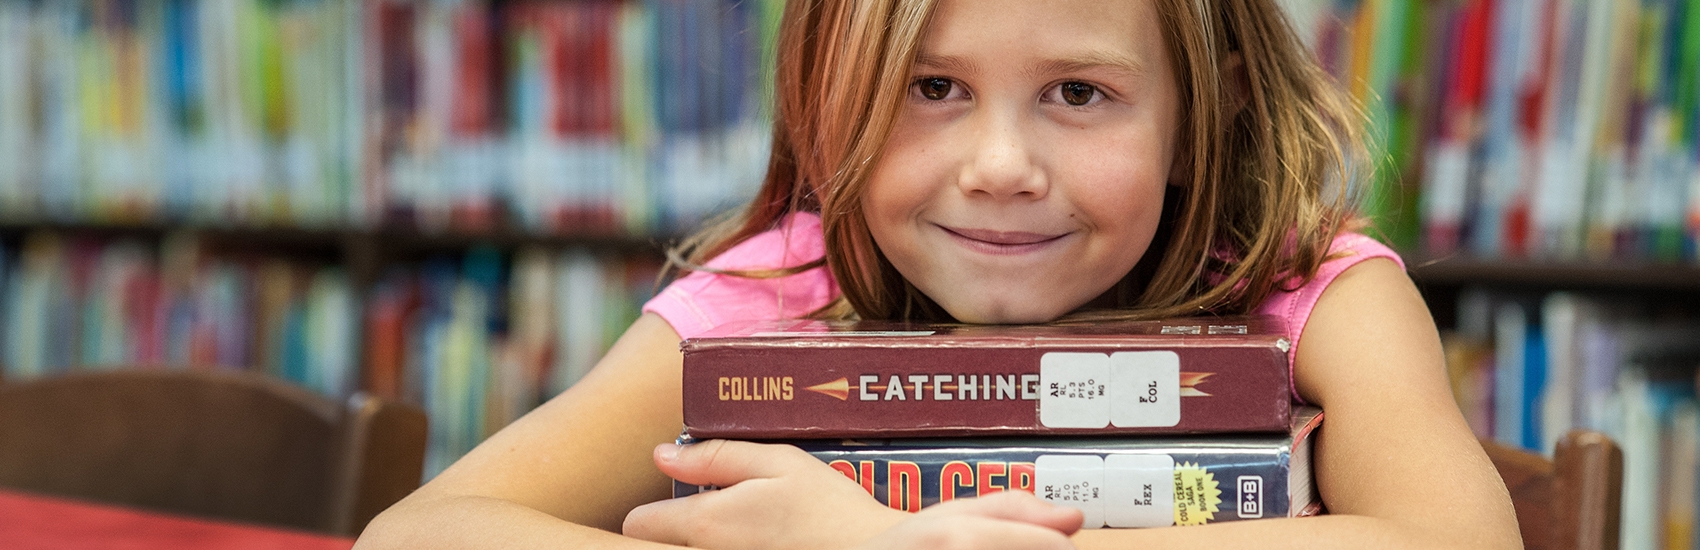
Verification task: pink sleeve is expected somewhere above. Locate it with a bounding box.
[641,213,840,339]
[1254,233,1405,403]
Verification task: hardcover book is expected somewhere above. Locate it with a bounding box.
[675,408,1323,529]
[681,317,1294,439]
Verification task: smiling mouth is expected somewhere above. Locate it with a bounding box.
[939,225,1070,253]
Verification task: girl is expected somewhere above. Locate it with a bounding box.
[356,0,1522,548]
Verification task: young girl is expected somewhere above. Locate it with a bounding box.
[357,0,1522,548]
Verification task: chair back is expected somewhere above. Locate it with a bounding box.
[1483,430,1623,550]
[0,369,427,536]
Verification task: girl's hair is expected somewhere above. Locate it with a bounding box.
[668,0,1368,322]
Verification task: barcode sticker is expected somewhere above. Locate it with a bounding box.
[1039,353,1111,428]
[1036,455,1106,529]
[1109,351,1180,428]
[1104,454,1176,528]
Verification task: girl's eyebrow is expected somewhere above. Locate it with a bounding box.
[912,51,1145,80]
[913,53,981,76]
[1027,52,1146,79]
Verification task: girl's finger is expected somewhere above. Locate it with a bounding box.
[654,439,829,488]
[923,491,1085,535]
[620,493,699,546]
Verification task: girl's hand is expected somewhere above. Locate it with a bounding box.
[622,439,904,549]
[622,440,1082,549]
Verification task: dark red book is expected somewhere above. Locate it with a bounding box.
[682,317,1295,439]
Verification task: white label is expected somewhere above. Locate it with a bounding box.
[1036,455,1106,529]
[1160,325,1202,335]
[1039,353,1111,428]
[1206,324,1247,335]
[1109,351,1180,428]
[1104,454,1176,528]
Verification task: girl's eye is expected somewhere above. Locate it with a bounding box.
[916,78,956,101]
[1052,81,1101,107]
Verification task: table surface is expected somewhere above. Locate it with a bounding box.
[0,489,356,550]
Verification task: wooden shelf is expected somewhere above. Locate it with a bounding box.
[1407,255,1700,292]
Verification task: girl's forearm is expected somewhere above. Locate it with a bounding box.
[1071,514,1520,550]
[354,493,680,550]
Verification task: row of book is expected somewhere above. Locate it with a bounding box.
[0,232,359,395]
[673,319,1318,529]
[373,246,661,475]
[1441,289,1700,549]
[0,231,660,478]
[0,0,779,235]
[1281,0,1700,262]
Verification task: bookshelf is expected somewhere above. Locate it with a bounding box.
[1408,256,1700,333]
[1291,0,1700,546]
[0,0,782,478]
[1411,257,1700,292]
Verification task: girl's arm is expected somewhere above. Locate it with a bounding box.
[1070,258,1522,549]
[353,313,691,549]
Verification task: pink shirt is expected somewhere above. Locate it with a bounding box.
[643,212,1405,399]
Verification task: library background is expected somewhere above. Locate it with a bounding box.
[0,0,1696,546]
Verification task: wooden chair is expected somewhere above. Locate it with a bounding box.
[1482,430,1624,550]
[0,369,428,537]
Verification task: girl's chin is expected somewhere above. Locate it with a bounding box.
[936,296,1079,325]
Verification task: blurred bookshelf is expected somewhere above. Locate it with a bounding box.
[1289,0,1700,547]
[0,0,783,479]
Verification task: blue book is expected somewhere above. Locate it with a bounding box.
[1493,302,1524,449]
[1520,321,1547,451]
[679,408,1325,529]
[281,298,309,387]
[159,0,201,220]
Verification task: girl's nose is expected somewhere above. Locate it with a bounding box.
[956,112,1047,200]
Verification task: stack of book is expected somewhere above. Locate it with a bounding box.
[673,318,1320,529]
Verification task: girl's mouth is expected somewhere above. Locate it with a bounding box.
[938,225,1070,255]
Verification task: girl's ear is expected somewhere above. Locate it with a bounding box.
[1168,51,1249,188]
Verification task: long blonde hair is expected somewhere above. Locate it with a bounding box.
[668,0,1368,322]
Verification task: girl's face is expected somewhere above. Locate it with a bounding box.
[863,0,1180,323]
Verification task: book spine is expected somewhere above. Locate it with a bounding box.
[683,342,1291,438]
[673,439,1312,528]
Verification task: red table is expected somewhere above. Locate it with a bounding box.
[0,489,355,550]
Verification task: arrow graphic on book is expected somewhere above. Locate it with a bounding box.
[802,374,1215,401]
[804,378,851,400]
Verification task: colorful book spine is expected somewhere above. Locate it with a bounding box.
[676,408,1322,529]
[1287,0,1700,264]
[0,0,782,234]
[681,318,1294,439]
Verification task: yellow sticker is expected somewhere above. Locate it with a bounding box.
[1173,462,1221,526]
